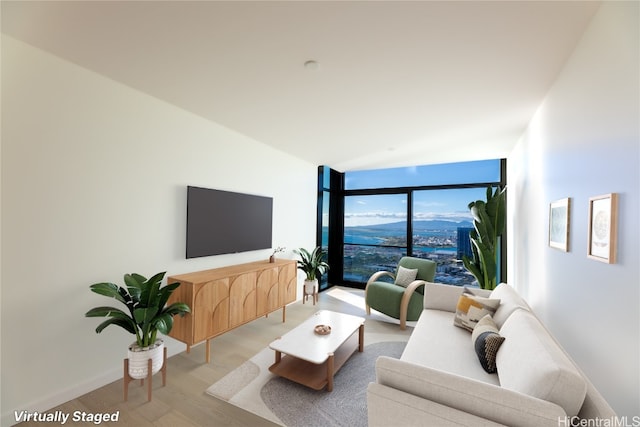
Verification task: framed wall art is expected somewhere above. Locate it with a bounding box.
[549,197,571,251]
[587,193,618,264]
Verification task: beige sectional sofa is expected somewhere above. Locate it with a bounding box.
[367,282,616,426]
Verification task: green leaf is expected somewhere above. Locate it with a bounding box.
[85,306,129,318]
[461,255,483,286]
[162,302,191,317]
[133,307,159,325]
[147,271,166,286]
[469,202,481,222]
[130,273,148,283]
[153,313,173,335]
[89,282,119,297]
[491,187,507,237]
[93,317,137,336]
[89,283,129,306]
[138,274,162,309]
[157,281,181,310]
[472,239,496,289]
[124,274,143,302]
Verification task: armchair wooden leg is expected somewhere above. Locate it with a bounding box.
[399,301,408,330]
[365,304,371,315]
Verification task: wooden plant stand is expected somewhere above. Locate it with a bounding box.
[303,283,318,305]
[123,347,167,402]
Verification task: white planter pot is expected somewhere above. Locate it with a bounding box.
[127,339,164,380]
[304,279,317,295]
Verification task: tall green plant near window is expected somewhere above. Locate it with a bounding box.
[462,186,506,290]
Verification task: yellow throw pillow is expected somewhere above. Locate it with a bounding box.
[453,290,501,332]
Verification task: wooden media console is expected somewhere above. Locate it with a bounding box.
[166,259,297,362]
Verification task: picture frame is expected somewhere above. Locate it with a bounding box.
[587,193,618,264]
[549,197,571,251]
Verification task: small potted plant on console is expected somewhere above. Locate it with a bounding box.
[85,271,190,380]
[294,247,329,304]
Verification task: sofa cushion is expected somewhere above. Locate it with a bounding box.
[490,283,531,328]
[394,265,418,287]
[454,290,501,332]
[423,283,492,312]
[423,282,464,312]
[375,356,568,427]
[367,382,507,427]
[496,309,587,417]
[471,315,505,374]
[402,309,500,385]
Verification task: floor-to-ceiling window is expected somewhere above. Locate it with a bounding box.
[318,159,506,289]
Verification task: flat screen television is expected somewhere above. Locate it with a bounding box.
[186,186,273,259]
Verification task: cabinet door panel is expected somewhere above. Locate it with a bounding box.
[229,273,257,328]
[166,280,194,343]
[279,263,297,305]
[256,267,280,316]
[193,279,229,342]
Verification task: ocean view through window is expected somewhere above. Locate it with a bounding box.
[336,159,504,287]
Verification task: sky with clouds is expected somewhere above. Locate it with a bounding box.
[344,188,485,227]
[342,160,499,227]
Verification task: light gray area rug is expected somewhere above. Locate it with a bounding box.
[206,339,407,427]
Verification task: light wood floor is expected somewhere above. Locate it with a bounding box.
[17,287,412,426]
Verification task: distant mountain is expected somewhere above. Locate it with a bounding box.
[414,220,474,231]
[346,220,473,231]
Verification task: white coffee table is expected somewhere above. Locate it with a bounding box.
[268,310,365,391]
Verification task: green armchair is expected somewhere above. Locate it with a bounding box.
[364,256,436,330]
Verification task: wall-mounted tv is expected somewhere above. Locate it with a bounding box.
[186,186,273,259]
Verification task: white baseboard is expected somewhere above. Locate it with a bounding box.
[1,341,184,427]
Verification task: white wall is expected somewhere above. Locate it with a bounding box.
[1,36,317,424]
[507,2,639,418]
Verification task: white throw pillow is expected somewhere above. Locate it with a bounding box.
[395,266,418,287]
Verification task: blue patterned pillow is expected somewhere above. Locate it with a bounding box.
[471,315,505,373]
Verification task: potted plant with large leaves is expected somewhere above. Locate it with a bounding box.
[462,186,507,290]
[85,271,190,379]
[294,247,329,301]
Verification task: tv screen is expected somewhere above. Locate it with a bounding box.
[186,186,273,258]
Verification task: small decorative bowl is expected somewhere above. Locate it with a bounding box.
[314,324,331,335]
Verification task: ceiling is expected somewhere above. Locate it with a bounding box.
[2,1,600,171]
